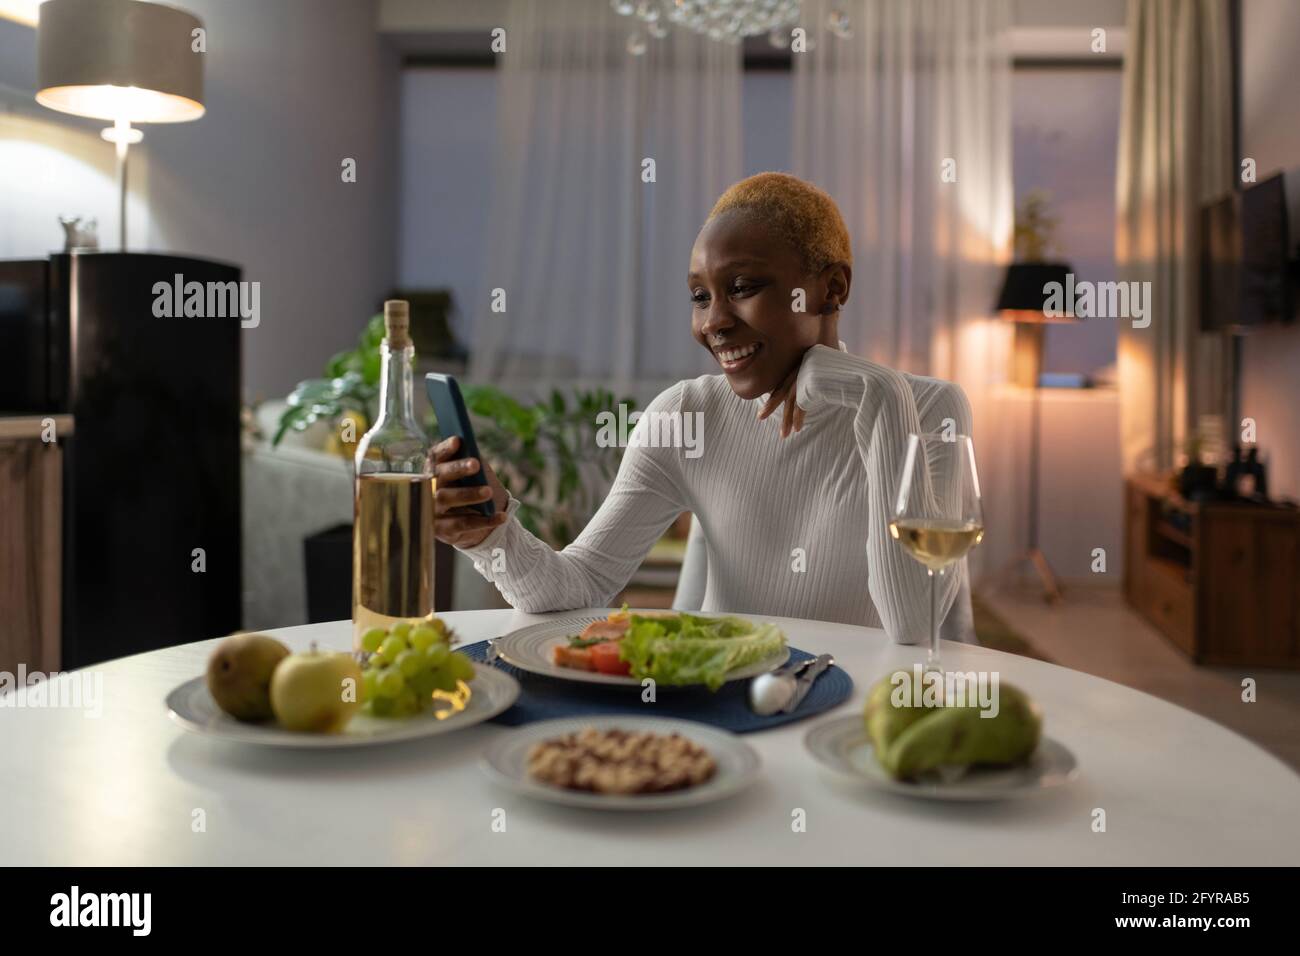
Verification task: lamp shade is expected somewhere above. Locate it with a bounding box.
[995,261,1075,324]
[36,0,204,123]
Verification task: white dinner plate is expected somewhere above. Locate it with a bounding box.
[492,613,790,687]
[804,715,1078,801]
[165,662,520,749]
[480,715,761,811]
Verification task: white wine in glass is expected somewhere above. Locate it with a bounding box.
[889,433,984,672]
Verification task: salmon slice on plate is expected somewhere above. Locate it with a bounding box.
[553,643,596,670]
[578,619,632,642]
[554,610,678,673]
[553,619,626,671]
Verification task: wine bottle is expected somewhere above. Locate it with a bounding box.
[351,300,435,646]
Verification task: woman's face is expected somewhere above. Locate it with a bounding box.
[688,210,847,400]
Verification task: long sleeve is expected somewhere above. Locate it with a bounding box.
[456,384,688,613]
[796,344,972,644]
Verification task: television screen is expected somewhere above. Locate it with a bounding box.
[1202,173,1295,331]
[1240,173,1292,327]
[1200,192,1240,331]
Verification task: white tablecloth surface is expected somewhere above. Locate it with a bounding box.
[3,609,1297,865]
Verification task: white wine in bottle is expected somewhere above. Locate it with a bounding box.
[352,300,435,646]
[353,473,435,634]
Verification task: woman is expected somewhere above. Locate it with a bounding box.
[431,172,970,643]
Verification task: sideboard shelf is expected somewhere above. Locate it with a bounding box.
[1124,473,1300,668]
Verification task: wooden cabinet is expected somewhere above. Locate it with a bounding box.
[0,416,71,676]
[1124,474,1300,668]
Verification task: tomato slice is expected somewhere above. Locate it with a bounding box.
[589,640,631,675]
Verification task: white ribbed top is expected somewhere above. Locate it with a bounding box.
[459,344,971,643]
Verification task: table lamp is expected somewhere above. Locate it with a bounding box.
[36,0,205,250]
[995,260,1075,602]
[995,262,1076,386]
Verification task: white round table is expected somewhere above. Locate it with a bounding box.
[4,609,1298,865]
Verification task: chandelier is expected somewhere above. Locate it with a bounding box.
[611,0,809,47]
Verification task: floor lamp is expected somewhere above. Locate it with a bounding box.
[995,261,1076,603]
[35,0,205,251]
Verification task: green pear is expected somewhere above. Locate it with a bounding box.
[882,684,1043,780]
[206,633,291,721]
[863,669,940,756]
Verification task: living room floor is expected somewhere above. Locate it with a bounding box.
[981,581,1300,773]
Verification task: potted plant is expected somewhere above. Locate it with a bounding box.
[273,313,385,466]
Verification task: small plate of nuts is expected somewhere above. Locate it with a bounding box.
[480,716,761,810]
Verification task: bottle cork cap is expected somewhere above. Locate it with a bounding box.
[384,299,411,349]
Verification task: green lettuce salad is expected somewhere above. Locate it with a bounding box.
[618,611,786,691]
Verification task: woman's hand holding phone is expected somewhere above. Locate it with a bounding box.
[430,436,510,548]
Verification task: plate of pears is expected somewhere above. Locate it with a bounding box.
[804,668,1077,800]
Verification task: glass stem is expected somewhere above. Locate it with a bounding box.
[927,567,941,673]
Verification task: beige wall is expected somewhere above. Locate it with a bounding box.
[1239,0,1300,501]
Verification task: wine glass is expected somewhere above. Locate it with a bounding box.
[889,432,984,673]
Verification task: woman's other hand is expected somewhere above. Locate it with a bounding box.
[756,360,806,439]
[430,436,510,548]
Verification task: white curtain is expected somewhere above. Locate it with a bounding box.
[1116,0,1234,475]
[790,0,1018,583]
[470,0,743,398]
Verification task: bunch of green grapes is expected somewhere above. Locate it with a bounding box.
[357,620,476,718]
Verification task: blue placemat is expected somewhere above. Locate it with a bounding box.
[460,640,853,733]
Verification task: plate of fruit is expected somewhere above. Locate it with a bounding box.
[166,620,520,748]
[803,668,1078,800]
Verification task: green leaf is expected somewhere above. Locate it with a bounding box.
[361,314,386,350]
[359,349,382,386]
[516,502,543,538]
[272,404,312,446]
[462,384,538,441]
[557,464,579,503]
[618,616,787,691]
[323,350,350,379]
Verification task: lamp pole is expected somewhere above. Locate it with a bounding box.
[116,134,128,250]
[1025,332,1060,602]
[101,118,141,251]
[995,259,1073,604]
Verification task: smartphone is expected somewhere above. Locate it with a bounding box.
[425,373,495,518]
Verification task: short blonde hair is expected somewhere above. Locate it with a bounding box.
[707,172,852,273]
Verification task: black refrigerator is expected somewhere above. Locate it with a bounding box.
[0,252,242,667]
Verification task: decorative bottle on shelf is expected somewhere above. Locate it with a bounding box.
[1245,447,1268,501]
[1224,445,1243,500]
[352,300,435,647]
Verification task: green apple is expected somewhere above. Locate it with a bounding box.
[270,645,362,733]
[206,633,290,721]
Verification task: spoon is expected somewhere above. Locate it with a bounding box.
[748,654,835,716]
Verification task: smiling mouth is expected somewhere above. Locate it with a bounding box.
[714,341,761,372]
